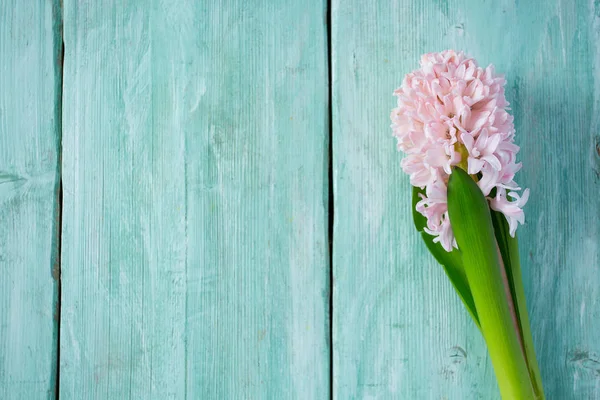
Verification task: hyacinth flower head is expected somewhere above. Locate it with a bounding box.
[390,51,544,399]
[391,50,529,251]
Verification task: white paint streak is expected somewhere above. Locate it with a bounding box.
[189,79,206,113]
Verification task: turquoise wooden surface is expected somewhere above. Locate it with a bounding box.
[59,0,329,398]
[0,1,62,398]
[2,1,600,399]
[332,0,600,399]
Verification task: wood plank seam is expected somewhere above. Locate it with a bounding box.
[326,0,334,400]
[52,0,65,398]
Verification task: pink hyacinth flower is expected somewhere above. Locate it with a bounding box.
[391,50,529,251]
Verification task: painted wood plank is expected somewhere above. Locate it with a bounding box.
[0,1,62,399]
[332,0,600,398]
[60,1,330,398]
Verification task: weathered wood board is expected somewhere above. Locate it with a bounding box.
[0,1,62,398]
[332,0,600,398]
[60,1,330,398]
[3,1,599,398]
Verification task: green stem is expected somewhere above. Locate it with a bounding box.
[491,211,545,399]
[507,241,545,399]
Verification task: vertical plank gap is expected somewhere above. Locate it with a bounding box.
[54,178,63,400]
[326,0,334,399]
[52,0,65,397]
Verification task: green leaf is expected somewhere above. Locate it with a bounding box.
[447,168,535,399]
[412,186,480,328]
[491,211,545,399]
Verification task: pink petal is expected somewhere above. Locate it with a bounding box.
[468,157,485,174]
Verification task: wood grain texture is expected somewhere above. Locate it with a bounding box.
[59,0,330,398]
[332,0,600,398]
[0,1,62,398]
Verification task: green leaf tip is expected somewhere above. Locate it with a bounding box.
[411,186,480,328]
[447,167,536,399]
